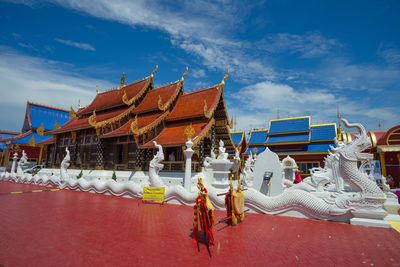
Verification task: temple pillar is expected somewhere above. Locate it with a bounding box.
[38,146,44,165]
[3,144,10,168]
[379,152,387,177]
[96,139,105,170]
[184,138,194,191]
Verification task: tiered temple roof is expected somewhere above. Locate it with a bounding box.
[2,102,71,146]
[49,67,235,170]
[244,117,337,156]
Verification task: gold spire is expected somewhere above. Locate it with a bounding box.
[220,67,229,87]
[151,65,158,78]
[69,106,76,118]
[181,66,188,82]
[96,85,100,95]
[120,72,125,89]
[78,99,82,109]
[337,104,343,141]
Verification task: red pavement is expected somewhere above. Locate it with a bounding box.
[1,181,400,266]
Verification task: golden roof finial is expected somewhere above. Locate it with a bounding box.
[220,67,230,87]
[69,106,76,117]
[184,123,195,139]
[37,122,45,136]
[120,72,125,89]
[181,66,188,82]
[96,85,100,94]
[78,99,82,109]
[336,104,344,141]
[151,65,158,78]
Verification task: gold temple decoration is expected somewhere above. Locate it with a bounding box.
[69,106,76,118]
[203,100,208,116]
[88,104,136,128]
[78,99,82,109]
[192,118,215,147]
[71,131,77,142]
[95,127,101,137]
[229,116,234,129]
[130,112,169,144]
[122,76,153,106]
[220,67,229,87]
[120,72,125,89]
[96,85,102,95]
[253,147,258,154]
[184,124,195,139]
[181,66,188,82]
[157,95,164,111]
[54,120,60,130]
[28,135,35,147]
[36,123,45,136]
[151,65,158,78]
[88,110,97,126]
[337,104,343,141]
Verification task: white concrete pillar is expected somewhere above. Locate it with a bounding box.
[184,138,194,191]
[11,152,18,173]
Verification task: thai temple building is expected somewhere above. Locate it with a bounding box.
[245,116,337,176]
[44,67,235,172]
[0,102,71,167]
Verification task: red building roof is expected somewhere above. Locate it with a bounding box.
[134,81,182,114]
[77,77,152,115]
[167,85,221,121]
[140,120,213,148]
[53,108,127,133]
[102,112,167,138]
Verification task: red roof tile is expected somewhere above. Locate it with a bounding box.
[134,82,182,114]
[102,112,166,138]
[77,77,151,115]
[54,108,128,133]
[140,120,212,148]
[167,85,221,121]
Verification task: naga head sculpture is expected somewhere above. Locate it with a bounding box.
[340,119,372,160]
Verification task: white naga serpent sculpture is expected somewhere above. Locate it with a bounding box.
[148,141,165,187]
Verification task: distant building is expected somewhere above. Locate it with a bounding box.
[1,102,70,167]
[244,116,337,176]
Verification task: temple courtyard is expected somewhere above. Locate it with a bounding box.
[1,180,399,266]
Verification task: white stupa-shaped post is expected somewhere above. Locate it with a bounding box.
[184,138,194,191]
[11,152,18,173]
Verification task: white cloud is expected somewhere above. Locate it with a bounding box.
[54,38,95,51]
[377,43,400,65]
[0,46,112,131]
[41,0,276,81]
[191,68,206,79]
[259,31,340,58]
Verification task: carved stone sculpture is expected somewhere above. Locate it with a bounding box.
[149,141,164,187]
[217,139,228,160]
[60,147,70,181]
[17,150,28,175]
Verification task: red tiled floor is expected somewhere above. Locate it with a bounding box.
[1,180,400,266]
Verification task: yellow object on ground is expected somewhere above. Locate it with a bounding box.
[386,220,400,233]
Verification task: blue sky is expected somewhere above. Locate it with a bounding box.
[1,0,399,134]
